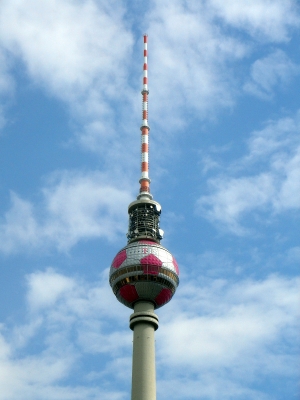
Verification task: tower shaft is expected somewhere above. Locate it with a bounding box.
[130,301,159,400]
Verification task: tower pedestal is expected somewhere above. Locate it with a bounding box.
[129,301,159,400]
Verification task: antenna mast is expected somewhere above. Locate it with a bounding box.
[139,34,152,199]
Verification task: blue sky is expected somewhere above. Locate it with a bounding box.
[0,0,299,399]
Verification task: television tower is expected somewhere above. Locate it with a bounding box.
[109,35,180,400]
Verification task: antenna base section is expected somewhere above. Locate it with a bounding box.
[139,178,151,184]
[127,199,163,243]
[137,192,153,200]
[140,124,150,131]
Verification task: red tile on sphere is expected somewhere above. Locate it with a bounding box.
[141,254,162,266]
[172,256,179,275]
[155,288,172,306]
[112,249,127,269]
[119,285,139,303]
[142,265,160,275]
[139,240,156,245]
[141,254,162,275]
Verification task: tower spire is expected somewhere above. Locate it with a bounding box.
[109,35,180,400]
[139,34,152,200]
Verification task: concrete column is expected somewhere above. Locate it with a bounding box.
[129,301,159,400]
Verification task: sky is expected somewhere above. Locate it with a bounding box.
[0,0,299,399]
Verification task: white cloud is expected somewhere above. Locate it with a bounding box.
[273,147,300,210]
[148,0,245,127]
[41,171,132,249]
[27,268,74,311]
[209,0,299,41]
[0,348,124,400]
[244,50,299,99]
[0,50,13,95]
[0,49,15,130]
[23,268,130,349]
[0,0,134,157]
[199,173,275,234]
[0,0,299,151]
[0,170,132,254]
[0,269,130,399]
[158,377,270,400]
[132,0,300,138]
[2,270,298,399]
[157,274,300,399]
[286,246,300,263]
[0,192,39,252]
[246,114,300,160]
[197,112,300,233]
[0,0,132,98]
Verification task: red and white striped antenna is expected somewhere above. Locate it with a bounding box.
[138,34,152,200]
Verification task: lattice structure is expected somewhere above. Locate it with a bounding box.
[127,201,163,242]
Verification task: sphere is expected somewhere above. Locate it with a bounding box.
[109,240,179,309]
